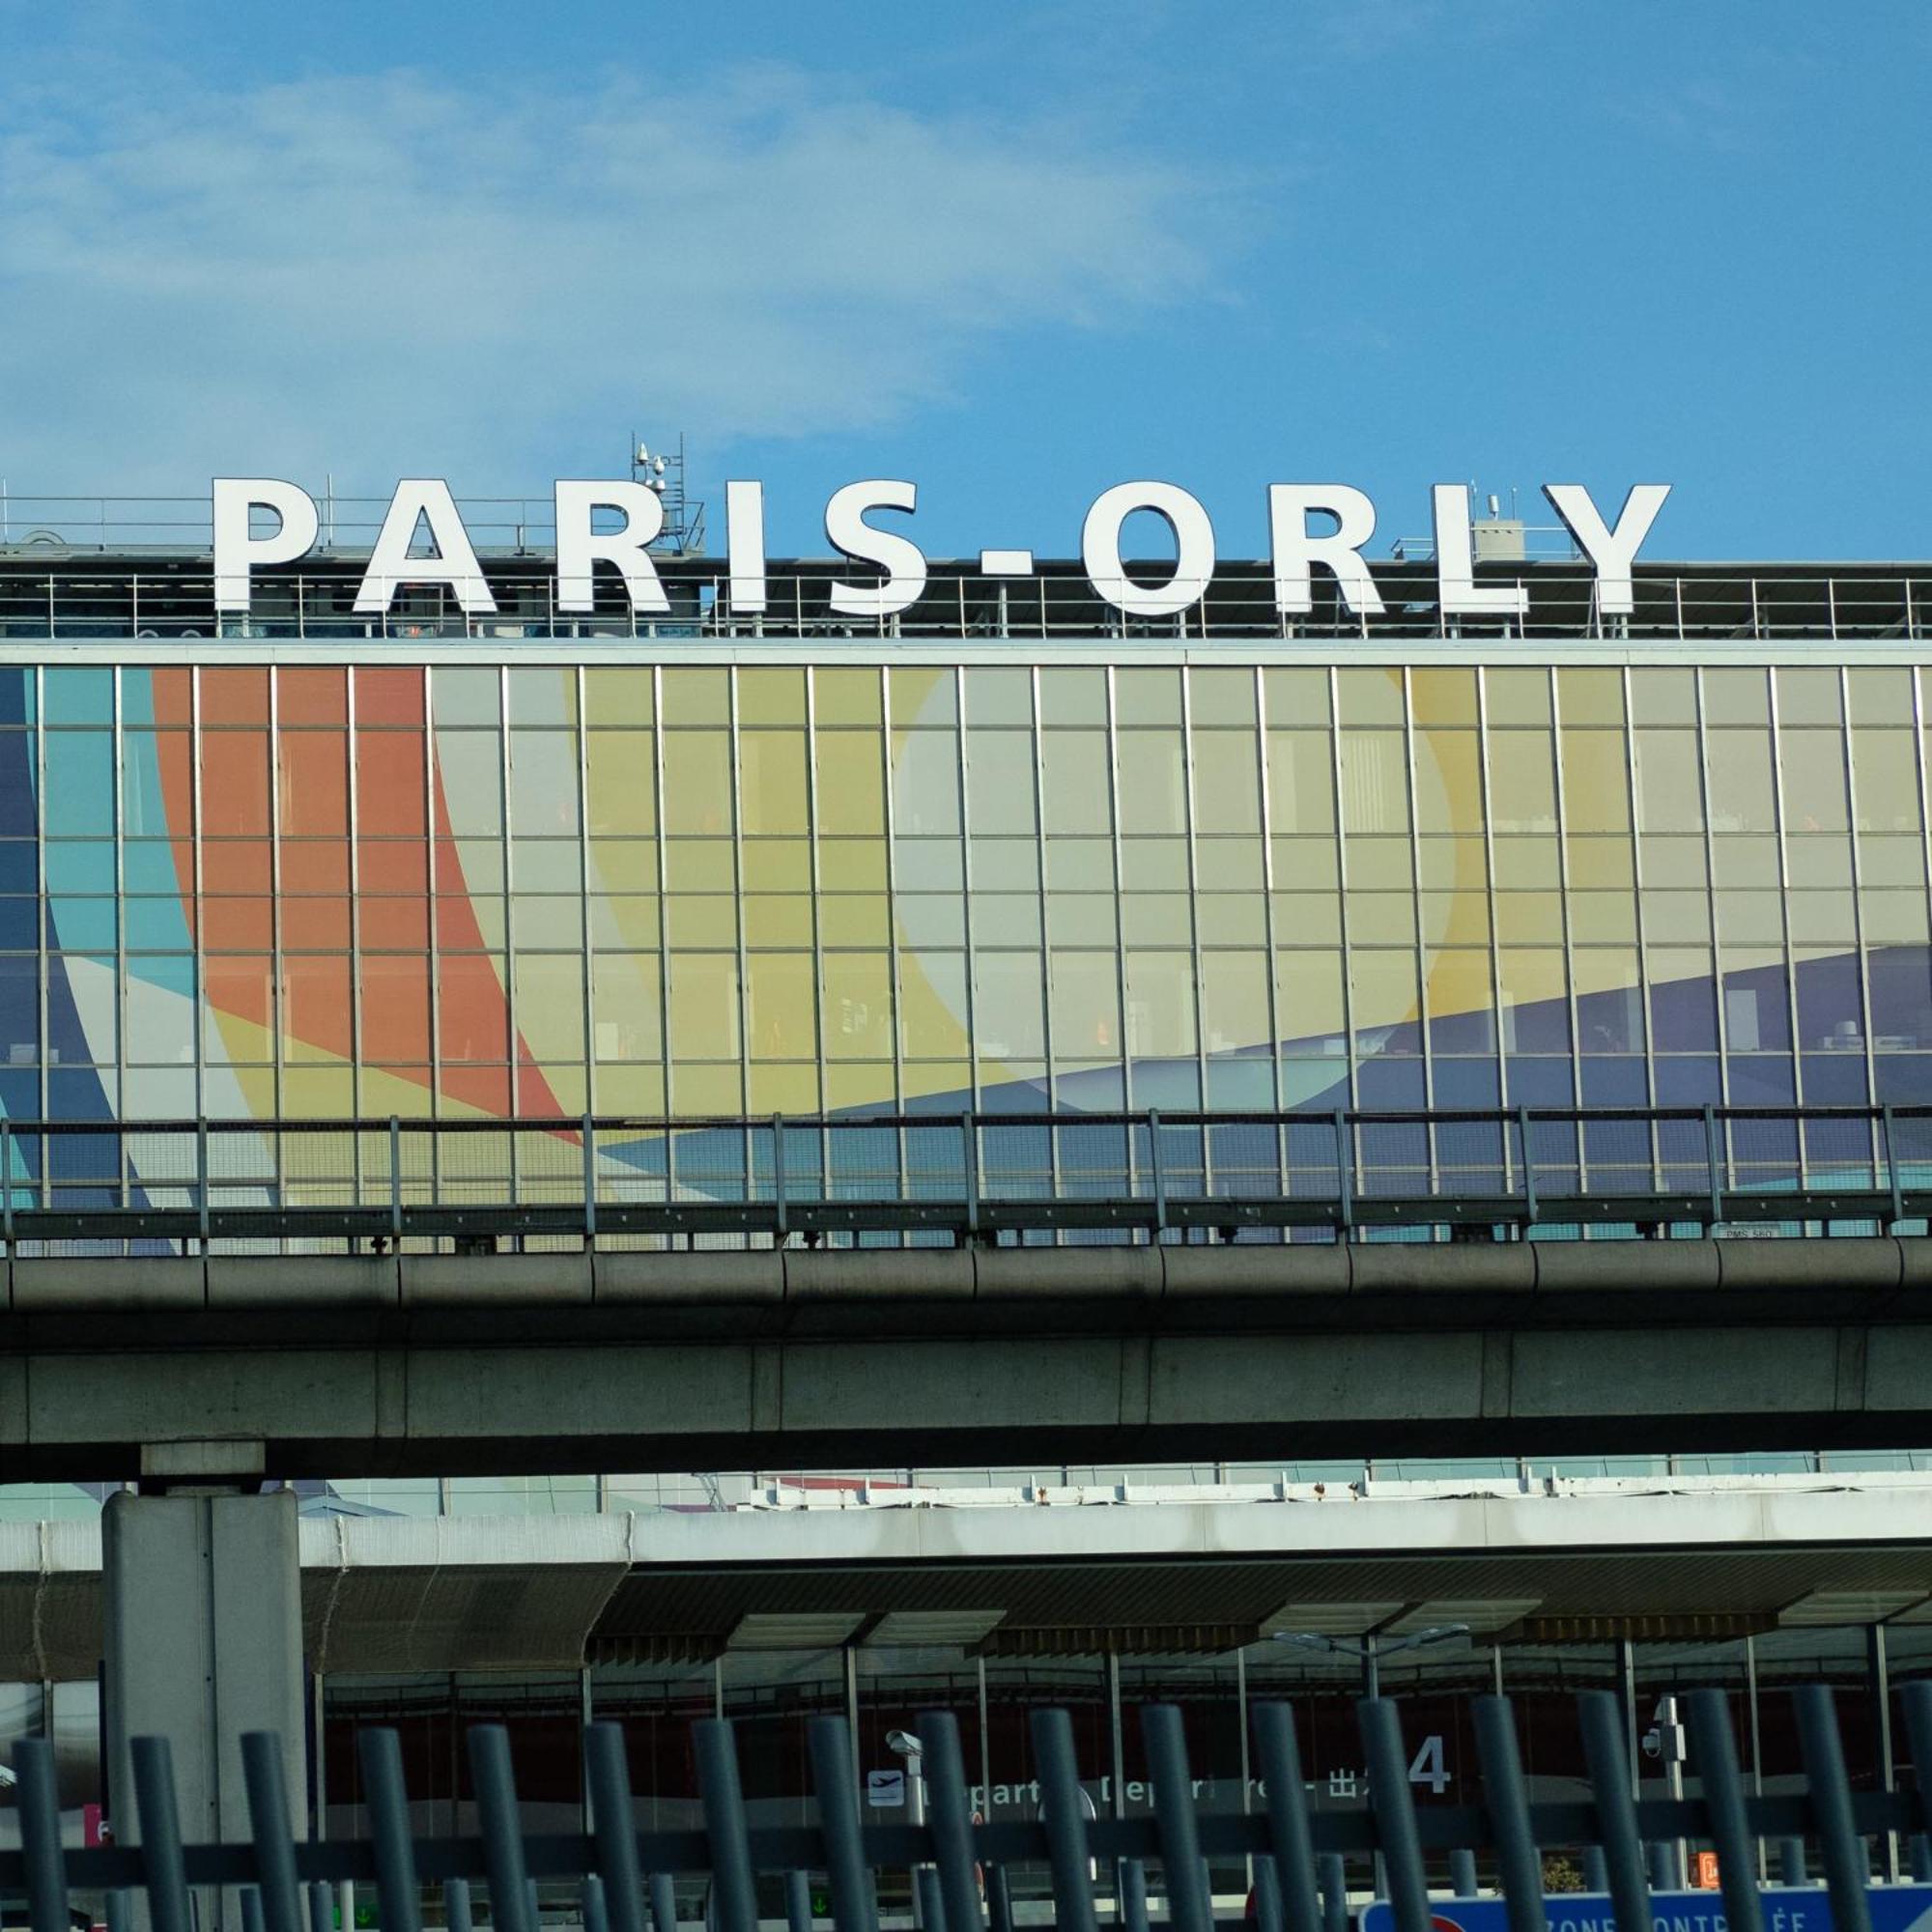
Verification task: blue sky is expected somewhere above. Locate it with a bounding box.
[0,0,1927,561]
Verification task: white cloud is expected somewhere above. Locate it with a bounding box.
[0,62,1241,493]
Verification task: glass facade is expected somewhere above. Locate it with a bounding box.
[0,654,1922,1140]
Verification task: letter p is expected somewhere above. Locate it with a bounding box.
[213,478,320,613]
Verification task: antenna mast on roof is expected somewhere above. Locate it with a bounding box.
[629,433,706,555]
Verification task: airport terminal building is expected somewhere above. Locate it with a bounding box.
[0,483,1930,1881]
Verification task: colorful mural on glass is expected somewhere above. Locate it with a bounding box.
[0,658,1924,1151]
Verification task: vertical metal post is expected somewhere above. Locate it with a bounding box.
[582,1115,598,1248]
[961,1113,979,1242]
[1149,1106,1167,1237]
[467,1725,534,1932]
[1252,1703,1324,1932]
[1031,1709,1100,1932]
[197,1116,210,1252]
[1703,1103,1723,1231]
[784,1870,813,1932]
[809,1715,881,1932]
[1871,1623,1899,1881]
[388,1116,403,1243]
[1142,1706,1213,1932]
[1517,1106,1537,1230]
[1334,1109,1353,1240]
[1617,1640,1640,1799]
[844,1645,862,1792]
[985,1870,1013,1932]
[312,1672,327,1841]
[130,1736,194,1932]
[1108,1653,1128,1916]
[1682,1689,1763,1932]
[1357,1699,1430,1932]
[1747,1633,1765,1882]
[918,1711,985,1932]
[356,1729,424,1932]
[694,1720,758,1932]
[1793,1685,1874,1932]
[240,1732,305,1932]
[978,1657,992,1829]
[1900,1682,1932,1859]
[14,1738,68,1932]
[1472,1698,1546,1932]
[584,1724,645,1932]
[1319,1857,1348,1932]
[773,1114,787,1244]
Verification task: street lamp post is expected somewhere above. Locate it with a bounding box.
[887,1730,927,1928]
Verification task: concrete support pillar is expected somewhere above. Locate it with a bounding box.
[103,1486,307,1930]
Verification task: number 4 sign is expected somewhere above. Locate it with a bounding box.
[1407,1734,1450,1794]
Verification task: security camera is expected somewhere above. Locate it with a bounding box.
[886,1730,923,1757]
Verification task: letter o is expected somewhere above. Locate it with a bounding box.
[1082,481,1215,617]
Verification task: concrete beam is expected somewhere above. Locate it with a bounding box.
[0,1237,1928,1478]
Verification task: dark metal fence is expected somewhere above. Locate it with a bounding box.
[18,1685,1932,1932]
[4,1104,1932,1250]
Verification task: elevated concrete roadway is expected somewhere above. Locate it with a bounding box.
[5,1472,1932,1677]
[4,1236,1932,1479]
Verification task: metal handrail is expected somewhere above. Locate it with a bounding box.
[1,562,1929,644]
[1,1105,1927,1250]
[19,1684,1932,1932]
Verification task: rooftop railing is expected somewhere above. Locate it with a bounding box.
[0,564,1929,645]
[3,1104,1929,1251]
[23,1684,1932,1932]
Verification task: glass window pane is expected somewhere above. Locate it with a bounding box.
[1040,732,1110,836]
[740,733,807,836]
[1706,733,1776,833]
[1124,952,1196,1057]
[1265,732,1335,835]
[668,954,741,1059]
[1338,731,1407,832]
[965,731,1036,836]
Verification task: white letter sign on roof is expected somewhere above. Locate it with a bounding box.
[554,480,669,615]
[353,479,497,617]
[213,479,319,614]
[204,474,1674,623]
[1082,481,1216,618]
[1543,484,1671,618]
[1433,483,1530,621]
[1268,484,1386,618]
[826,480,928,618]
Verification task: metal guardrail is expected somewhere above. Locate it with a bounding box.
[2,1105,1929,1249]
[16,1685,1932,1932]
[1,562,1929,644]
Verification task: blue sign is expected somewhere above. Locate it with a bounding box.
[1361,1887,1932,1932]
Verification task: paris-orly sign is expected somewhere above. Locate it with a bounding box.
[211,476,1670,622]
